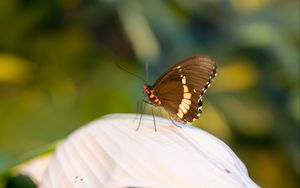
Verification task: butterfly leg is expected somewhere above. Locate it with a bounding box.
[143,99,152,105]
[151,108,157,132]
[136,100,145,131]
[133,100,140,122]
[145,100,158,132]
[168,115,182,128]
[139,99,157,132]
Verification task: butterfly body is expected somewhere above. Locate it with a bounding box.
[144,85,162,105]
[144,55,217,124]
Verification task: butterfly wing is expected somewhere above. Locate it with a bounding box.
[152,56,217,123]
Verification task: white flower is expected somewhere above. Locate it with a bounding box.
[24,113,259,188]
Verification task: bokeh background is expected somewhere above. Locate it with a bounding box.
[0,0,299,187]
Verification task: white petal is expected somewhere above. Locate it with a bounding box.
[19,154,52,185]
[39,113,259,188]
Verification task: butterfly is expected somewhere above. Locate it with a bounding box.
[144,55,217,124]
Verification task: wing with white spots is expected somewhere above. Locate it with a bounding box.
[152,56,217,123]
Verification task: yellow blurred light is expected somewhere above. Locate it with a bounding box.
[249,150,297,188]
[212,59,258,92]
[230,0,271,13]
[0,54,32,84]
[195,101,231,141]
[221,96,273,135]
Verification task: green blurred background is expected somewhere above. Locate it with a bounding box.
[0,0,299,187]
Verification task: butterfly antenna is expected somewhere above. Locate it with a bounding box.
[145,61,149,83]
[115,62,146,83]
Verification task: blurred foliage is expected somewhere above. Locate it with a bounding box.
[5,174,36,188]
[0,0,299,187]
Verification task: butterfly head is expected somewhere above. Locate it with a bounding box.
[143,84,151,95]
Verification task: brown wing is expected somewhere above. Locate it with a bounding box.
[152,55,217,123]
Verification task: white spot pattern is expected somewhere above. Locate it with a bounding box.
[182,76,186,84]
[183,85,189,93]
[176,63,217,122]
[176,75,193,120]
